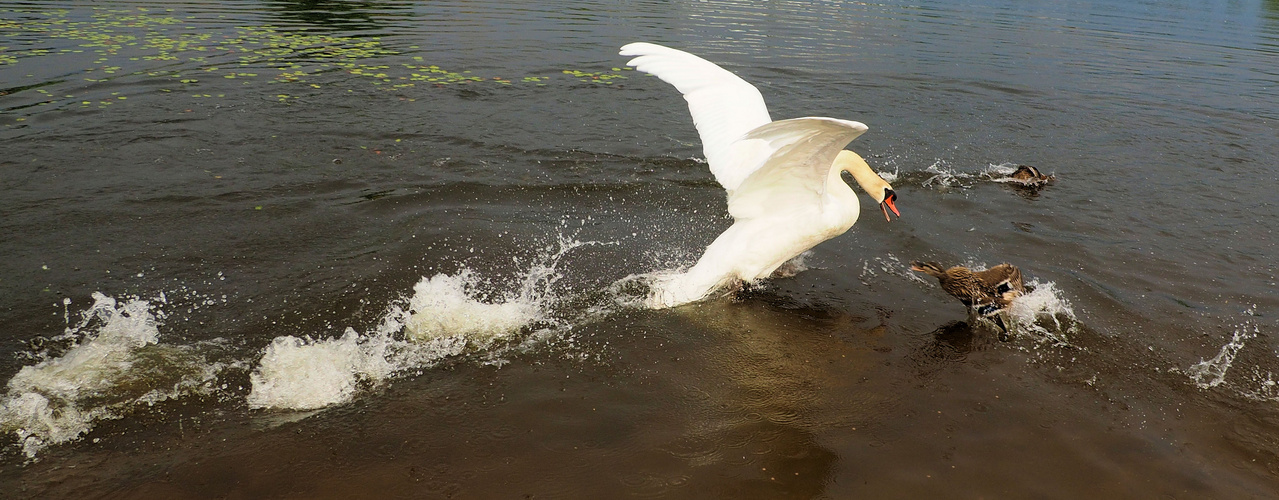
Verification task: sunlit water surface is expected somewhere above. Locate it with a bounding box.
[2,0,1278,497]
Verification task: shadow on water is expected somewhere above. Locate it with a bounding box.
[259,0,414,30]
[907,320,1002,382]
[922,321,981,359]
[668,301,856,497]
[658,420,838,499]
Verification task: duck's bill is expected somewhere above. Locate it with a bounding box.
[880,189,900,221]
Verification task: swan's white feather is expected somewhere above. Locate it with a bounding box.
[621,42,888,308]
[727,117,868,221]
[620,42,772,191]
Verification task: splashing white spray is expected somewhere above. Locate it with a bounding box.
[921,160,978,189]
[404,270,542,342]
[0,293,220,458]
[1186,307,1261,389]
[1006,279,1078,344]
[246,234,600,411]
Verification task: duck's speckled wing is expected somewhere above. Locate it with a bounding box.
[975,264,1025,296]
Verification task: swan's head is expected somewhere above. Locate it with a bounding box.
[836,150,901,222]
[877,187,900,222]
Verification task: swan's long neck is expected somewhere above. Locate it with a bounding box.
[833,150,891,203]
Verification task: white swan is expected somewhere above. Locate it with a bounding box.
[621,42,900,308]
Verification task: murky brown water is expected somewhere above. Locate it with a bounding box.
[3,0,1279,497]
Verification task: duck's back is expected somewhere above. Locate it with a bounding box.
[975,263,1025,296]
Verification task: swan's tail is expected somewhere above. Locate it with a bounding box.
[644,268,732,309]
[645,273,701,309]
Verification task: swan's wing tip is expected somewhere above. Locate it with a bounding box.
[742,116,870,142]
[617,42,773,191]
[810,116,869,133]
[620,42,670,57]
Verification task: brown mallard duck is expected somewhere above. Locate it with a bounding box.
[911,261,1025,333]
[1004,165,1054,188]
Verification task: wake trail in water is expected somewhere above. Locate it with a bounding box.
[878,160,1051,191]
[0,293,229,458]
[1,236,1089,458]
[0,233,626,456]
[245,234,617,411]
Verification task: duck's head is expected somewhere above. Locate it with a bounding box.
[836,150,900,221]
[910,261,947,278]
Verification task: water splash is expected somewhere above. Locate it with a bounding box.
[405,232,601,344]
[875,168,899,184]
[1006,279,1079,344]
[1241,364,1279,402]
[920,160,978,189]
[404,270,543,342]
[245,328,410,411]
[981,162,1020,181]
[1186,308,1260,389]
[246,234,599,411]
[0,293,221,458]
[897,161,1045,191]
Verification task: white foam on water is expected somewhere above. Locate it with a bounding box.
[1008,280,1073,319]
[246,235,596,412]
[245,269,538,411]
[916,161,1047,189]
[0,292,220,458]
[1186,308,1260,390]
[9,293,159,399]
[404,234,600,344]
[404,270,542,343]
[921,159,977,189]
[1007,279,1078,343]
[982,162,1020,180]
[246,328,404,411]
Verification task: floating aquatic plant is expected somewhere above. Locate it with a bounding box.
[562,68,630,84]
[1,6,631,125]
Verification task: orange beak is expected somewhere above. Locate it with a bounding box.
[880,189,900,222]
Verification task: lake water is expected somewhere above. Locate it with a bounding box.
[2,0,1278,497]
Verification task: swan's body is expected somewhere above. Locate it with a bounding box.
[621,42,899,308]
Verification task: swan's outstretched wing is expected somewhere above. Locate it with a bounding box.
[726,117,868,221]
[621,42,772,191]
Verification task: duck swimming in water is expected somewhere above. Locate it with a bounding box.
[1002,165,1054,188]
[911,261,1025,334]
